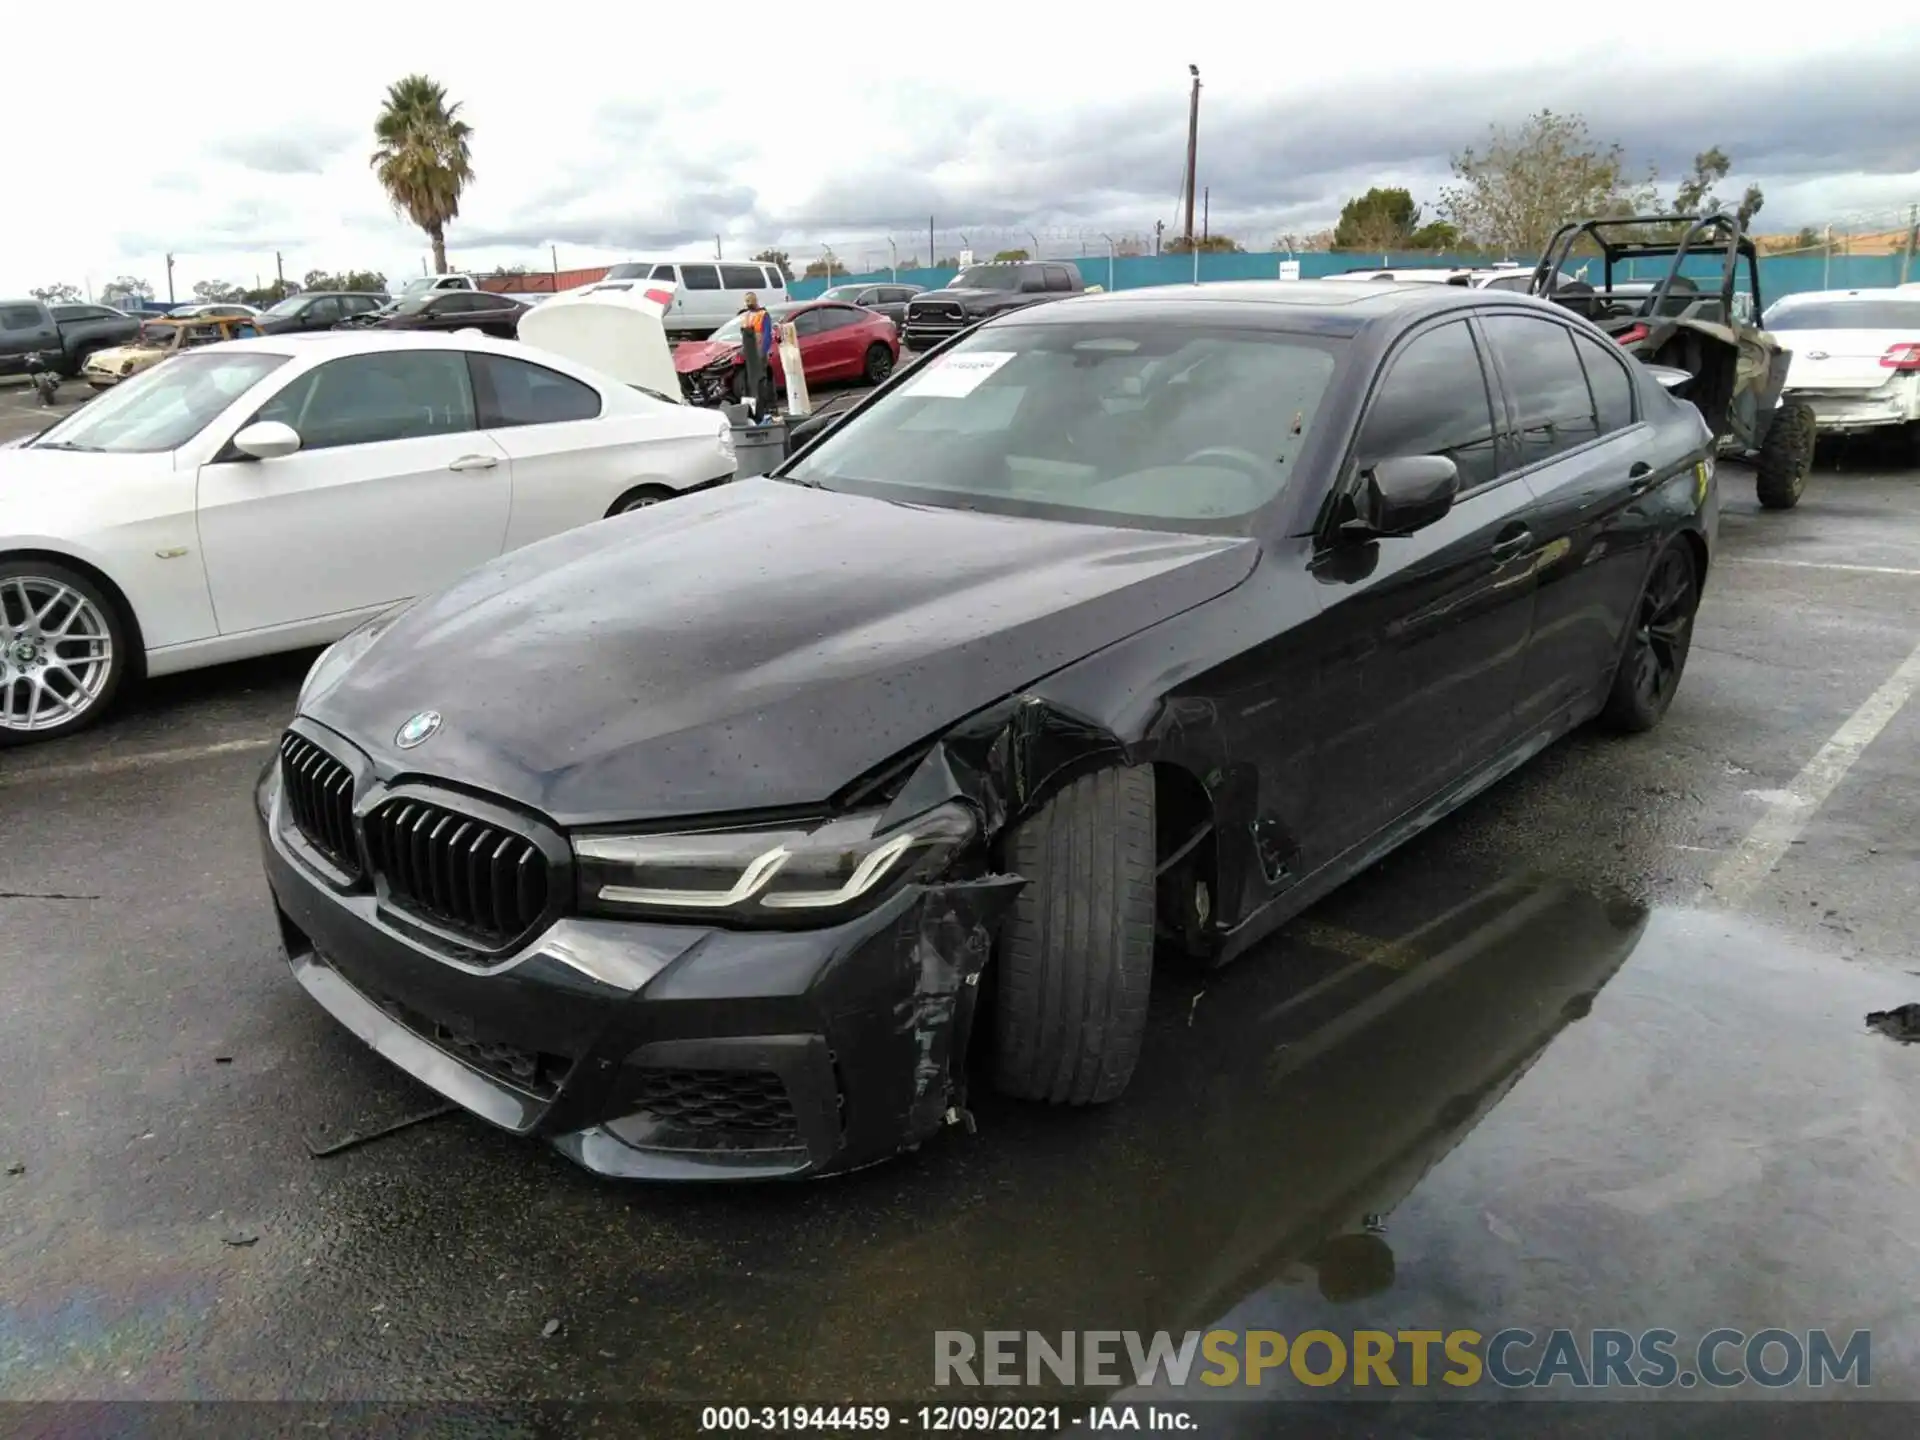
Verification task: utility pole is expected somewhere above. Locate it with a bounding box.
[715,234,722,260]
[1904,204,1917,286]
[551,244,561,292]
[275,251,285,291]
[1182,64,1201,247]
[165,253,176,304]
[1823,225,1832,289]
[1202,187,1209,244]
[929,216,936,270]
[1154,219,1165,256]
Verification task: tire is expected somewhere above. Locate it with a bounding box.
[0,558,132,746]
[607,485,676,516]
[863,343,894,385]
[992,766,1156,1105]
[1599,541,1699,733]
[1754,401,1816,510]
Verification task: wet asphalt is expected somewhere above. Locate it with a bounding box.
[3,375,1920,1416]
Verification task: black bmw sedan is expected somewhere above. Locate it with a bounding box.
[256,280,1716,1181]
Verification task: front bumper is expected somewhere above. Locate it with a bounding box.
[1785,386,1918,433]
[255,739,1017,1181]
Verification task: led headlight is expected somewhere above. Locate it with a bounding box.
[573,802,976,926]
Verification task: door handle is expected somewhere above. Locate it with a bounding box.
[1627,460,1657,495]
[1489,529,1533,561]
[447,455,498,472]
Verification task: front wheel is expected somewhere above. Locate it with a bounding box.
[607,485,676,516]
[1599,542,1699,733]
[0,560,131,746]
[863,343,894,385]
[1754,401,1816,510]
[992,766,1156,1105]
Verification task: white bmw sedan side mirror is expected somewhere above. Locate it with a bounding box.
[233,420,302,460]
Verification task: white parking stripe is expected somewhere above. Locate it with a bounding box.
[1707,636,1920,906]
[1726,558,1920,578]
[0,737,274,789]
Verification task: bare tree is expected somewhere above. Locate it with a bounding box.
[29,282,82,304]
[1439,109,1655,253]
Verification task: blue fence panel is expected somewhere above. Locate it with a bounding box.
[788,248,1912,304]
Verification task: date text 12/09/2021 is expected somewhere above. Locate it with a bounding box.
[701,1405,1195,1431]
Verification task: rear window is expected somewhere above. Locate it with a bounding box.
[1765,299,1920,331]
[785,321,1342,533]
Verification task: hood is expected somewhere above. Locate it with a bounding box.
[673,339,740,373]
[87,343,157,365]
[0,447,173,512]
[303,479,1257,825]
[916,288,1010,307]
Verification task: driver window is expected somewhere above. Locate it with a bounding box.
[251,352,477,451]
[1353,321,1500,490]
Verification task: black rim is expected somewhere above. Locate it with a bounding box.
[867,347,892,381]
[1630,550,1694,708]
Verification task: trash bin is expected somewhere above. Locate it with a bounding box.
[729,419,790,479]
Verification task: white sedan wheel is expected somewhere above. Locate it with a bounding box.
[0,564,128,742]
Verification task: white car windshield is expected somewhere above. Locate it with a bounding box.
[784,321,1341,532]
[29,351,291,454]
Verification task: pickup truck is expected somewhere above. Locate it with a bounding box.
[900,261,1085,350]
[0,299,142,377]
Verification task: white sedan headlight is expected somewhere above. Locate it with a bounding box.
[573,802,976,927]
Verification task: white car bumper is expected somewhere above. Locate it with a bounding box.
[1784,381,1920,433]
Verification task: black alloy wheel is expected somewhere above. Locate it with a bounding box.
[1600,542,1698,732]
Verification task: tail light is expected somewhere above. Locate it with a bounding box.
[1614,324,1651,347]
[1879,344,1920,371]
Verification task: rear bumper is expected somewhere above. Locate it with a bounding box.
[1786,386,1919,432]
[256,758,1017,1181]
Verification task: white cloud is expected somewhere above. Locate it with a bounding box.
[6,2,1919,296]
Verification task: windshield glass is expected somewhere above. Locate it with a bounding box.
[820,286,858,302]
[784,321,1340,531]
[948,267,1024,291]
[263,295,306,317]
[1765,299,1920,331]
[604,263,651,280]
[395,296,434,315]
[136,323,178,346]
[398,277,441,296]
[28,350,290,454]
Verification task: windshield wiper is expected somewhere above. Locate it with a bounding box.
[30,441,104,452]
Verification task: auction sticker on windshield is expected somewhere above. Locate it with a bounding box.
[900,351,1017,398]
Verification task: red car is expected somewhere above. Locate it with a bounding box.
[674,300,899,405]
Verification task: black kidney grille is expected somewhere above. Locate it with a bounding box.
[365,798,550,946]
[279,733,360,876]
[627,1068,798,1141]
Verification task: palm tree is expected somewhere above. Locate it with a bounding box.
[370,75,474,274]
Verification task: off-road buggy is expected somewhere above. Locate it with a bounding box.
[1529,212,1818,509]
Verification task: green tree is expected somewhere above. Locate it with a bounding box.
[1407,220,1461,250]
[992,248,1030,262]
[371,74,475,274]
[1440,109,1655,254]
[753,248,793,281]
[1164,234,1244,254]
[30,282,82,304]
[1334,187,1422,250]
[241,281,297,306]
[1669,146,1765,224]
[193,279,247,303]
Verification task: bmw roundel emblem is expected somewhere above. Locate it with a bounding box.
[395,710,442,749]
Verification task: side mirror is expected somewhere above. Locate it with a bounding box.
[1345,455,1459,538]
[786,411,841,449]
[232,420,302,460]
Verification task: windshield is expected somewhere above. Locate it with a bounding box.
[1765,299,1920,331]
[604,263,652,280]
[263,295,307,317]
[948,267,1024,291]
[137,323,178,346]
[395,296,435,315]
[784,321,1340,531]
[398,277,441,296]
[28,350,290,454]
[820,286,859,302]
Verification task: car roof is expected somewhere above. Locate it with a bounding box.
[1001,279,1507,334]
[196,330,539,361]
[1771,287,1911,305]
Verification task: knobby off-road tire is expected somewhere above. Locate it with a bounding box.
[992,765,1156,1106]
[1754,401,1816,510]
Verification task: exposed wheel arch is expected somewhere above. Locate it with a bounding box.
[0,547,147,680]
[604,483,679,517]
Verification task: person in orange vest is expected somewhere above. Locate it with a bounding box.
[737,292,778,418]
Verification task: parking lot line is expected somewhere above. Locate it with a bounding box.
[0,736,273,789]
[1707,635,1920,907]
[1725,558,1920,578]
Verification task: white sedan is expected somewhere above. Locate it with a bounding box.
[1765,288,1920,452]
[0,330,737,744]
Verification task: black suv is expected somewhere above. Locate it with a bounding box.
[256,291,390,335]
[901,261,1083,350]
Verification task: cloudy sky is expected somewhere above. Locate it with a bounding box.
[9,4,1920,298]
